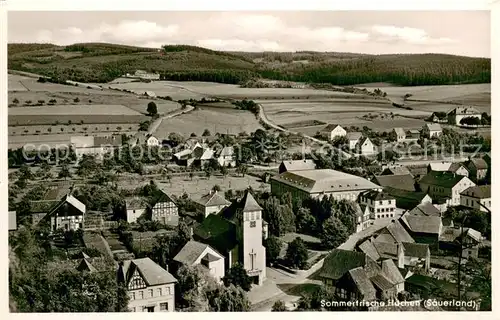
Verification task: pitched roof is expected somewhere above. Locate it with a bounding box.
[384,187,431,210]
[394,128,405,136]
[196,191,231,208]
[321,124,344,132]
[461,185,491,199]
[360,190,395,201]
[272,169,381,194]
[357,136,373,147]
[448,162,466,173]
[320,249,367,280]
[153,189,176,205]
[279,159,317,172]
[346,132,362,142]
[400,215,441,235]
[374,174,416,191]
[408,203,441,217]
[77,258,98,273]
[402,242,429,258]
[358,239,381,261]
[370,274,395,291]
[425,123,442,131]
[380,166,412,176]
[202,252,222,263]
[381,259,405,284]
[122,257,177,286]
[193,214,238,253]
[241,190,263,212]
[174,240,212,265]
[448,106,481,115]
[419,171,470,189]
[439,226,482,243]
[348,267,376,299]
[218,146,235,157]
[468,158,488,170]
[71,136,94,148]
[385,220,415,243]
[126,197,146,210]
[9,211,17,231]
[428,162,452,172]
[373,241,399,259]
[94,135,122,147]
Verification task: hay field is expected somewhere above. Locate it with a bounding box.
[105,81,206,100]
[154,107,263,138]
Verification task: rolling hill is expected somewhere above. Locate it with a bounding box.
[8,42,491,86]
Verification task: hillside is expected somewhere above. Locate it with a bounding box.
[8,43,491,86]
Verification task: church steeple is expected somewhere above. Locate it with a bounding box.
[241,190,262,212]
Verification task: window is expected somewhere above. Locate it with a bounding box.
[145,306,155,312]
[377,209,380,213]
[245,213,249,221]
[250,221,256,228]
[130,292,135,300]
[379,201,383,205]
[251,212,255,220]
[388,200,392,205]
[139,291,144,299]
[160,303,168,311]
[149,289,153,298]
[166,286,171,295]
[256,212,260,220]
[157,288,162,296]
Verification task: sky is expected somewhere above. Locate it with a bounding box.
[8,11,491,57]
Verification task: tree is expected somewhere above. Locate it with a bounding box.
[272,300,287,311]
[58,163,71,179]
[168,132,184,146]
[77,154,99,177]
[236,164,248,177]
[295,207,317,234]
[147,101,158,116]
[202,129,211,136]
[222,263,252,291]
[206,284,250,311]
[19,164,33,180]
[285,237,309,269]
[264,236,282,265]
[73,97,80,103]
[262,197,295,237]
[320,215,349,249]
[12,98,19,104]
[331,135,348,148]
[175,265,216,311]
[220,166,228,178]
[212,184,221,192]
[189,171,194,181]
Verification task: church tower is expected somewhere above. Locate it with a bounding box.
[240,190,266,285]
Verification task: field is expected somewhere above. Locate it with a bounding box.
[154,106,264,138]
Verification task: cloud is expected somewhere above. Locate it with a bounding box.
[371,24,456,45]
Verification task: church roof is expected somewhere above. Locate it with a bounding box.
[241,190,262,212]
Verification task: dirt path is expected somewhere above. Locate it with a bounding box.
[147,105,195,136]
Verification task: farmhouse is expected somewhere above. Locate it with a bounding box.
[355,204,373,233]
[373,174,416,192]
[384,187,433,210]
[151,190,179,227]
[173,240,225,282]
[194,190,231,218]
[146,135,160,147]
[399,211,443,249]
[217,146,236,167]
[319,249,405,302]
[346,132,363,150]
[439,227,482,259]
[380,166,412,176]
[406,130,420,141]
[117,257,177,312]
[460,185,491,212]
[421,123,442,138]
[270,169,381,203]
[393,128,406,142]
[193,190,266,285]
[430,112,448,123]
[465,158,488,182]
[71,135,122,159]
[125,197,147,223]
[358,190,397,220]
[419,171,475,206]
[278,159,316,174]
[427,162,469,177]
[407,202,441,217]
[447,106,481,125]
[321,124,347,141]
[355,137,377,156]
[38,193,86,232]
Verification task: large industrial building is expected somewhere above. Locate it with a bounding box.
[270,169,381,202]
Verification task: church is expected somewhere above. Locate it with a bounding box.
[189,190,267,285]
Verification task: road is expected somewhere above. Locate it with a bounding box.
[147,105,194,136]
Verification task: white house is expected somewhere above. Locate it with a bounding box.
[393,128,406,142]
[355,204,373,233]
[195,190,231,218]
[356,137,377,156]
[70,135,122,159]
[125,197,146,223]
[146,136,160,147]
[118,258,177,312]
[346,132,363,150]
[151,190,179,226]
[422,123,442,138]
[217,146,236,167]
[321,124,347,141]
[173,240,226,282]
[419,171,476,206]
[460,185,491,212]
[447,106,482,125]
[47,194,86,232]
[359,190,397,220]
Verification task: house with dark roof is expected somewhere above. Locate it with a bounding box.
[380,166,412,176]
[278,159,316,174]
[373,174,416,192]
[151,190,178,226]
[173,240,225,282]
[319,249,405,302]
[439,227,482,259]
[407,202,441,217]
[354,203,373,233]
[35,194,86,232]
[193,190,267,285]
[194,190,231,218]
[217,146,236,167]
[399,213,443,250]
[320,124,347,141]
[358,190,397,220]
[427,162,469,177]
[356,137,377,156]
[393,128,406,142]
[465,158,488,182]
[118,257,177,312]
[419,171,475,206]
[460,185,491,212]
[346,132,363,150]
[421,123,442,138]
[125,197,147,223]
[71,135,122,160]
[384,187,433,210]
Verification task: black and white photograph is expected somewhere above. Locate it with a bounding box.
[5,7,494,314]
